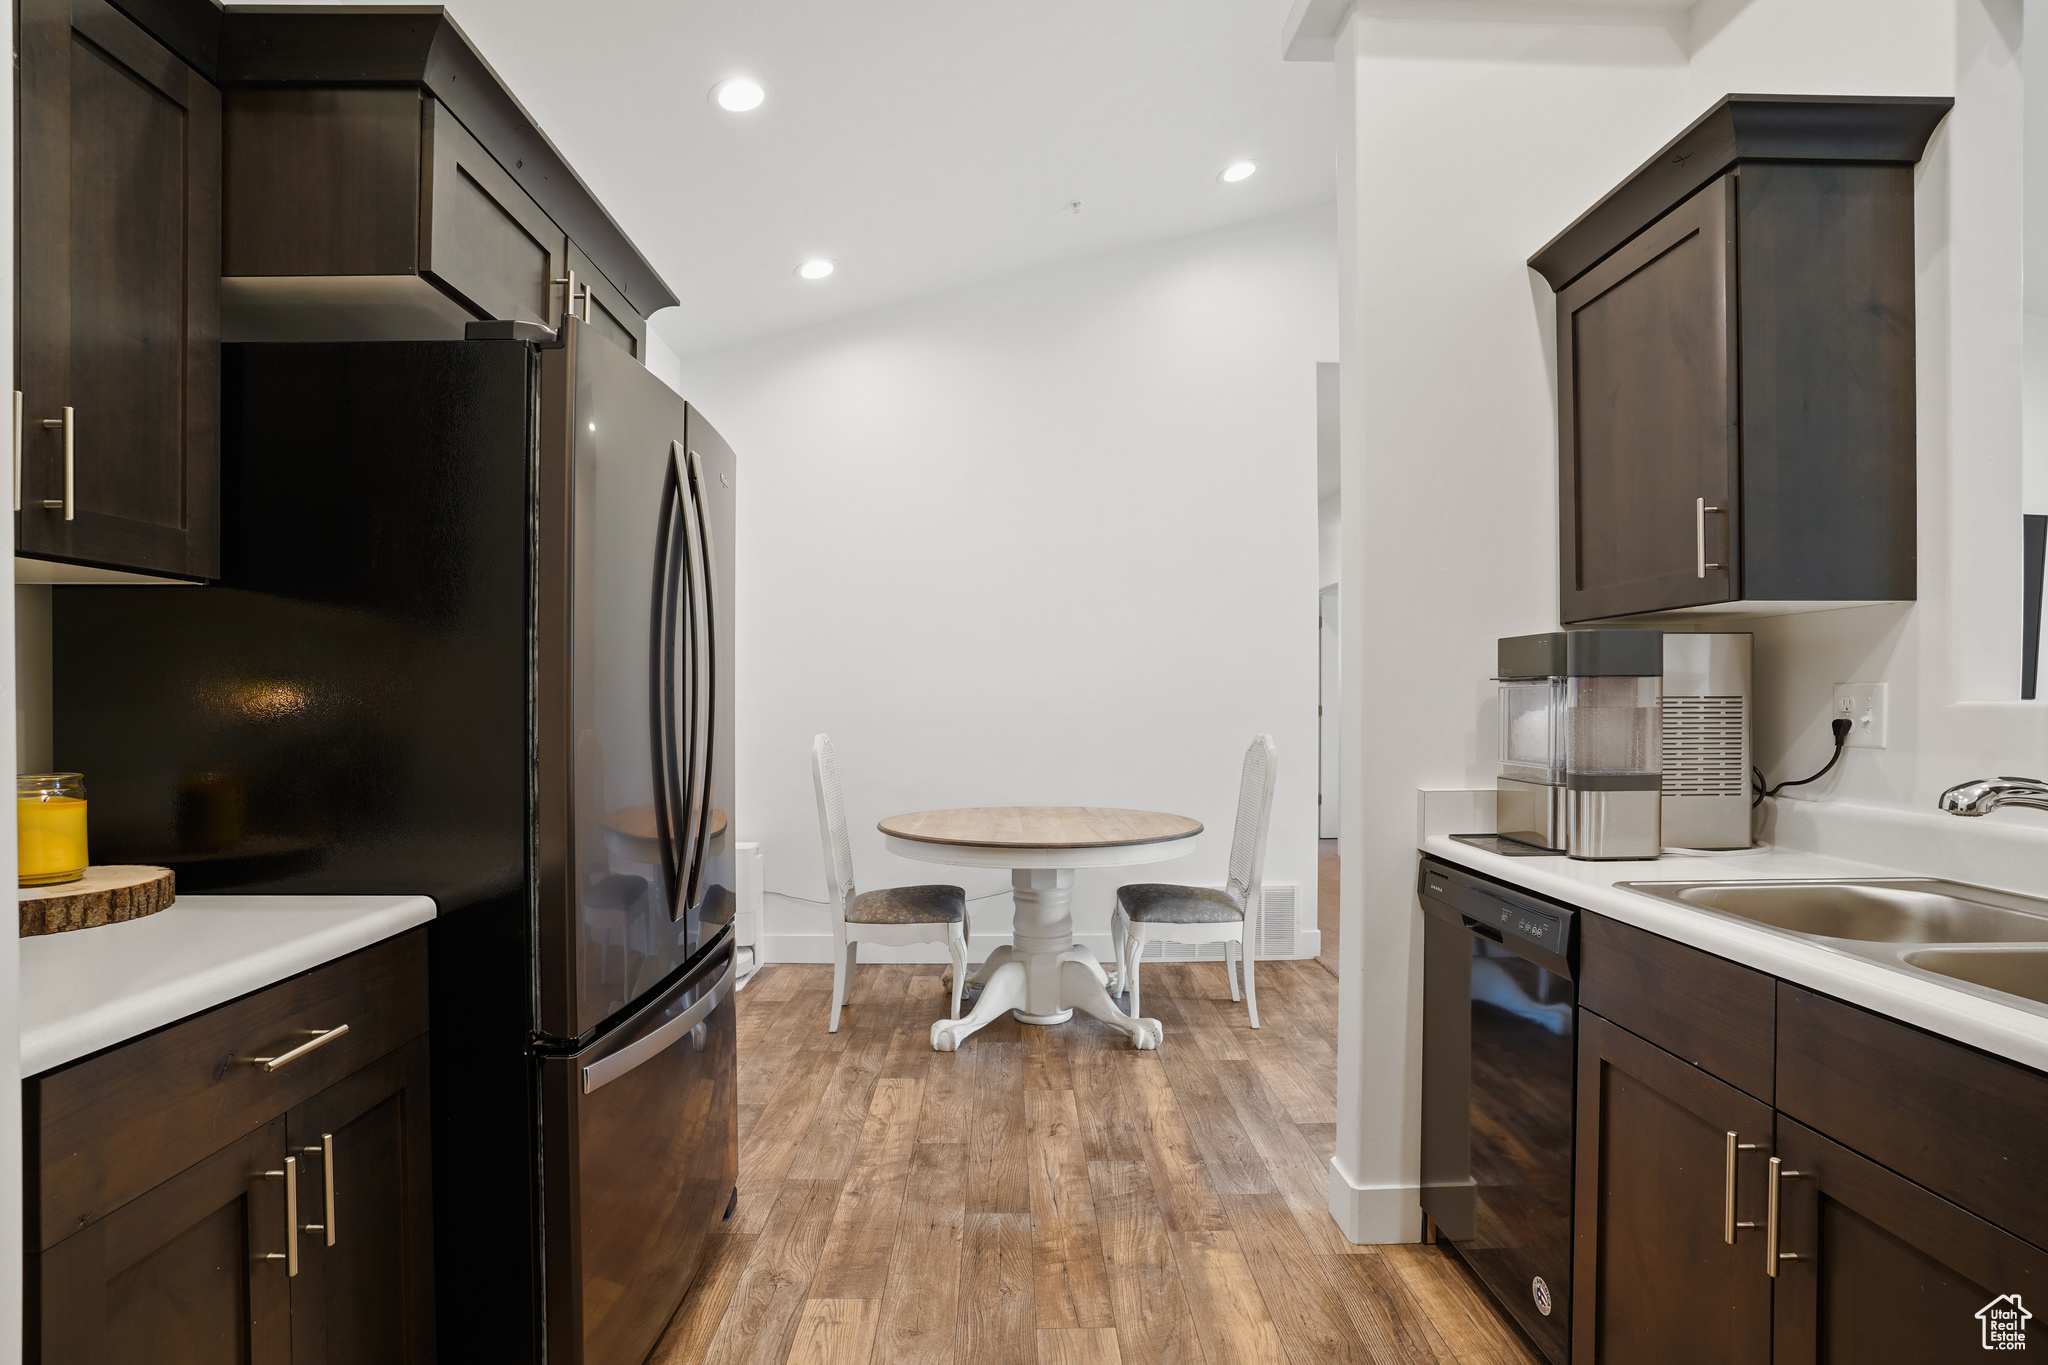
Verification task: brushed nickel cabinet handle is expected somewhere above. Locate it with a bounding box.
[261,1158,300,1276]
[1724,1131,1762,1244]
[553,270,578,324]
[301,1133,336,1246]
[40,408,71,519]
[249,1024,349,1072]
[12,390,21,512]
[1766,1156,1807,1277]
[1696,497,1724,578]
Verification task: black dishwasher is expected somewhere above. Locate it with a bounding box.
[1419,856,1576,1365]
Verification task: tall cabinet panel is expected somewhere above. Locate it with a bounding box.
[18,0,220,578]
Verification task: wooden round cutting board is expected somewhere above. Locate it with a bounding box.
[19,865,175,938]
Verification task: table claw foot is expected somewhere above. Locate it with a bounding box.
[931,960,1027,1051]
[1059,960,1165,1050]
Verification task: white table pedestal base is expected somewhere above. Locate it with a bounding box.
[930,868,1162,1051]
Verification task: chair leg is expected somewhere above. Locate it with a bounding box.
[1110,904,1128,995]
[1243,937,1259,1029]
[1225,938,1241,1002]
[829,935,851,1033]
[1125,927,1146,1020]
[946,924,968,1020]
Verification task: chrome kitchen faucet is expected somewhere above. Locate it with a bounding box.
[1938,777,2048,817]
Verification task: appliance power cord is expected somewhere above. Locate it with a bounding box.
[1751,718,1853,808]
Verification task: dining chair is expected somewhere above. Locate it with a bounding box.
[1109,734,1276,1028]
[812,734,970,1031]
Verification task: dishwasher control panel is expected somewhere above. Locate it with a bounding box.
[1418,856,1576,973]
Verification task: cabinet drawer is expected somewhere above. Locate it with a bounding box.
[26,929,427,1251]
[1579,911,1776,1101]
[1776,985,2048,1247]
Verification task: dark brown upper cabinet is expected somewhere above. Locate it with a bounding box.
[1532,95,1951,624]
[18,0,222,580]
[216,7,672,355]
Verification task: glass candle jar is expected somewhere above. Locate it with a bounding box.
[19,773,88,887]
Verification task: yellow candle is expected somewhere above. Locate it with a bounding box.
[19,796,87,886]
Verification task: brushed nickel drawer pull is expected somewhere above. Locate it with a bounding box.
[1696,497,1724,578]
[250,1024,350,1072]
[301,1133,336,1246]
[261,1158,300,1276]
[40,408,71,519]
[1724,1131,1761,1244]
[1766,1157,1807,1277]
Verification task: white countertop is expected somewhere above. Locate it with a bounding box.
[20,894,438,1075]
[1419,832,2048,1074]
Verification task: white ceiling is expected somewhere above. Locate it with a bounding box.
[303,0,1335,356]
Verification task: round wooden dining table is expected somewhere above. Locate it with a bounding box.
[877,806,1201,1051]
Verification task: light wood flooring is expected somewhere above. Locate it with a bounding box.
[649,957,1539,1365]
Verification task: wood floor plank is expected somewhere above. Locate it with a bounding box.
[1125,1053,1230,1231]
[968,1040,1031,1213]
[1087,1160,1208,1365]
[746,963,802,1001]
[872,1142,967,1365]
[1320,1251,1459,1365]
[646,1232,757,1365]
[959,1211,1038,1365]
[1026,1089,1115,1328]
[1167,1229,1290,1365]
[810,1076,925,1301]
[920,1044,977,1145]
[1071,1047,1145,1165]
[1209,1059,1357,1255]
[785,1030,892,1182]
[1038,1326,1125,1365]
[1224,1192,1378,1365]
[1024,1015,1075,1093]
[701,1180,843,1365]
[1154,1048,1276,1197]
[732,1048,839,1235]
[783,1298,881,1365]
[1385,1245,1544,1365]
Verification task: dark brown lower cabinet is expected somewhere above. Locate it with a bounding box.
[286,1039,435,1365]
[1572,1010,1773,1364]
[1771,1117,2048,1363]
[33,1118,292,1364]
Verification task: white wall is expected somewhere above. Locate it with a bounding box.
[1320,0,2029,1246]
[674,207,1336,961]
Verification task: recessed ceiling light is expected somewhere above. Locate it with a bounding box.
[796,258,836,281]
[712,77,766,113]
[1220,161,1258,184]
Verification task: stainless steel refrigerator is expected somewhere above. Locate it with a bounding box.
[50,316,738,1365]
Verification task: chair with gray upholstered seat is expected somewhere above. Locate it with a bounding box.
[1110,734,1276,1028]
[813,734,970,1031]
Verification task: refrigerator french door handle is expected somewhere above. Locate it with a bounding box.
[671,442,708,919]
[580,953,735,1094]
[683,446,718,912]
[647,453,688,914]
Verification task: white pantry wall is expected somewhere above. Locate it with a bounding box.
[670,206,1336,963]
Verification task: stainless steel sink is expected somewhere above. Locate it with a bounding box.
[1903,947,2048,1007]
[1616,877,2048,1017]
[1618,879,2048,944]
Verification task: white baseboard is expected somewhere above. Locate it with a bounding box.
[1327,1155,1424,1245]
[760,928,1323,966]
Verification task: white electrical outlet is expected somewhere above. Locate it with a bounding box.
[1832,682,1888,749]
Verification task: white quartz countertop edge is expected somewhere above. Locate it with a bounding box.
[20,894,438,1076]
[1417,834,2048,1074]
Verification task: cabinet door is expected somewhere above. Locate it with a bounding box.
[1556,174,1738,623]
[1572,1010,1773,1365]
[420,97,570,330]
[33,1118,291,1364]
[1771,1117,2048,1363]
[286,1037,436,1365]
[18,0,220,578]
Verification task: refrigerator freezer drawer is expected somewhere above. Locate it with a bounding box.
[541,937,738,1365]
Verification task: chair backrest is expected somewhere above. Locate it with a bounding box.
[811,734,858,917]
[1224,734,1279,918]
